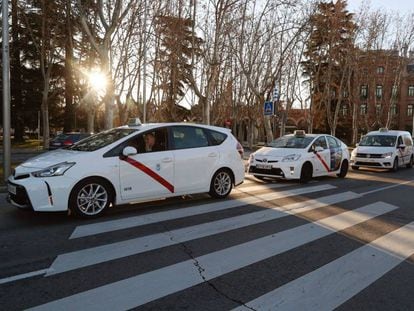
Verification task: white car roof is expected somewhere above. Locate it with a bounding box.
[118,122,232,134]
[366,130,410,136]
[284,133,322,138]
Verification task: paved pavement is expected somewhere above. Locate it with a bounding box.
[1,168,414,310]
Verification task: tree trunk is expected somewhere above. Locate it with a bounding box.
[87,107,95,134]
[41,88,50,149]
[264,115,273,143]
[11,0,24,142]
[351,102,358,145]
[63,1,75,132]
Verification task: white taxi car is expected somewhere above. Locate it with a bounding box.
[7,120,245,217]
[350,128,413,171]
[248,131,349,182]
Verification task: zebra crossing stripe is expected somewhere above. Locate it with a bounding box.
[70,184,334,239]
[47,191,360,276]
[31,202,397,311]
[234,222,414,311]
[233,182,295,193]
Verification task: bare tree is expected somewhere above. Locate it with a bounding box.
[77,0,136,129]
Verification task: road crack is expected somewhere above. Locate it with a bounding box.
[159,223,256,310]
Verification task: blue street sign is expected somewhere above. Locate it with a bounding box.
[264,101,274,116]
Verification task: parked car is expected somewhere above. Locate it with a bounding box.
[7,120,245,218]
[49,132,91,150]
[350,128,413,171]
[248,130,349,183]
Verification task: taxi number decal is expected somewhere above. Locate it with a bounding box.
[122,157,174,193]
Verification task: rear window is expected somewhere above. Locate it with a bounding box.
[207,129,227,146]
[172,126,209,149]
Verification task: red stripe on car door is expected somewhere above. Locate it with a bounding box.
[315,152,330,172]
[122,157,174,193]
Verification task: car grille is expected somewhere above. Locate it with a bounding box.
[356,153,383,159]
[249,166,283,176]
[255,159,279,163]
[8,182,33,208]
[355,161,382,167]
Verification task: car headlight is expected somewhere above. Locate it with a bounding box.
[282,154,301,162]
[351,149,357,157]
[382,152,393,159]
[249,154,255,163]
[32,162,75,177]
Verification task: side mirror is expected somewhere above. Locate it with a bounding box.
[122,146,137,157]
[314,146,324,153]
[398,144,406,150]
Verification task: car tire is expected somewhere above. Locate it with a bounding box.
[392,157,399,172]
[69,178,113,218]
[337,160,348,178]
[351,166,359,170]
[299,162,313,183]
[209,169,233,199]
[406,155,413,168]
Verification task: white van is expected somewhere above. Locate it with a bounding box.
[350,128,413,171]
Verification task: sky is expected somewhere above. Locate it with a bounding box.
[346,0,414,14]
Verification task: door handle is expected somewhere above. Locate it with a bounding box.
[162,157,173,163]
[208,152,218,157]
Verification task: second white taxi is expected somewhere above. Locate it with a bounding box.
[248,130,349,182]
[7,120,245,218]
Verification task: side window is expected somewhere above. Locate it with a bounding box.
[403,134,413,146]
[397,136,403,147]
[312,136,328,150]
[120,128,168,154]
[206,129,227,146]
[327,136,340,149]
[172,126,209,149]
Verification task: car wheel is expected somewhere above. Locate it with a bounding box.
[351,166,359,170]
[299,162,313,183]
[69,178,113,218]
[337,160,348,178]
[392,157,399,172]
[406,155,413,168]
[209,169,233,198]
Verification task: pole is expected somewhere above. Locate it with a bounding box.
[142,0,147,123]
[2,0,11,182]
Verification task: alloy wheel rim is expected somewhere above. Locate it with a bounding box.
[77,183,108,215]
[214,172,231,196]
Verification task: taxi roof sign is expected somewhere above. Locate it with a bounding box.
[127,118,142,127]
[378,127,388,132]
[293,130,306,137]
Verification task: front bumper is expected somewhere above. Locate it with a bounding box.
[350,157,393,168]
[7,181,33,209]
[7,174,75,212]
[248,162,301,179]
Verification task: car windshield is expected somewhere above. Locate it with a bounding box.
[268,136,314,149]
[68,128,138,152]
[359,135,396,147]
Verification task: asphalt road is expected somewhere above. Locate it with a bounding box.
[1,168,414,310]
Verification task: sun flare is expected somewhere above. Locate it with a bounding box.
[87,70,107,93]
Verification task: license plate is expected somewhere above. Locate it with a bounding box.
[256,164,272,170]
[8,183,16,195]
